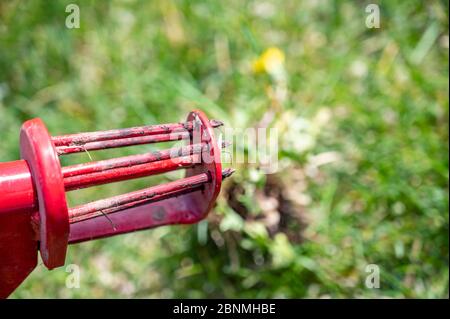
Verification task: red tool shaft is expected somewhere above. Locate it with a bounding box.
[64,154,200,191]
[0,160,36,214]
[52,119,223,147]
[61,143,205,178]
[69,172,210,222]
[70,187,202,223]
[55,131,190,155]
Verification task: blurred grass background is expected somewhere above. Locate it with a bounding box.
[0,0,448,298]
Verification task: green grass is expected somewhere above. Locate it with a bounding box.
[0,0,448,298]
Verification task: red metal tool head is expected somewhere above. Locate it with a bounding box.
[0,110,233,298]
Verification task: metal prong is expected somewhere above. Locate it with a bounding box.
[69,172,210,223]
[210,119,224,128]
[53,119,225,149]
[221,141,232,148]
[221,168,235,179]
[64,155,200,191]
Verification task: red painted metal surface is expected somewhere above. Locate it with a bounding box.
[20,119,69,269]
[0,110,233,298]
[67,110,225,242]
[52,119,223,147]
[61,143,206,178]
[64,154,200,191]
[69,172,210,223]
[0,160,38,299]
[0,160,36,214]
[0,208,38,299]
[55,131,190,155]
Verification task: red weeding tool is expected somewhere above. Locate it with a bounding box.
[0,110,233,298]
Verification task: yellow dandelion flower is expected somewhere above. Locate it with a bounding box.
[252,47,285,74]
